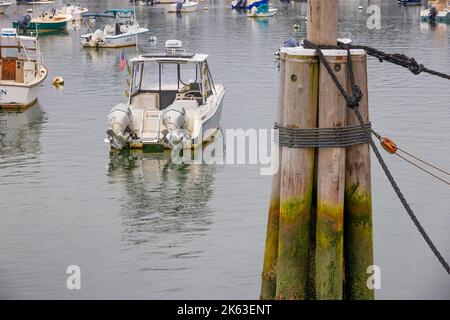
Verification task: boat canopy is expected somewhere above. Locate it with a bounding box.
[104,9,134,17]
[131,53,209,64]
[81,12,115,19]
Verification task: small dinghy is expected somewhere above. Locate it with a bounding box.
[0,28,47,110]
[167,0,199,13]
[0,1,12,14]
[80,9,149,48]
[106,40,225,152]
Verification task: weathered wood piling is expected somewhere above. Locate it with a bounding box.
[344,53,374,300]
[260,52,286,300]
[260,0,374,300]
[275,51,319,300]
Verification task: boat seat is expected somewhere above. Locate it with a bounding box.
[131,92,160,110]
[141,108,161,142]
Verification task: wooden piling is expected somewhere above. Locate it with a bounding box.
[261,0,375,300]
[260,52,286,300]
[276,52,319,300]
[307,0,347,300]
[344,52,374,300]
[315,53,347,300]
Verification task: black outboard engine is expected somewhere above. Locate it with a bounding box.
[176,0,184,13]
[17,14,31,32]
[429,6,437,24]
[237,0,246,9]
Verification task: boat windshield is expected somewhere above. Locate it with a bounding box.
[132,61,201,93]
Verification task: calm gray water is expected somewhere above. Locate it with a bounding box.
[0,0,449,299]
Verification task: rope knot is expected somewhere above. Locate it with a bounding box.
[347,85,363,109]
[408,58,425,75]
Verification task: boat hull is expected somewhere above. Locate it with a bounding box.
[12,20,69,31]
[167,3,199,13]
[0,67,47,110]
[421,9,450,22]
[81,29,150,48]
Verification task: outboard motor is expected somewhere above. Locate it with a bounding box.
[17,14,31,32]
[429,6,437,24]
[106,104,134,150]
[161,106,190,147]
[176,0,184,13]
[237,0,246,9]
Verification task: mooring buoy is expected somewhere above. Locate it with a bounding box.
[52,76,64,88]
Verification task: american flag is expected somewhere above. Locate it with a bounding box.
[118,50,127,71]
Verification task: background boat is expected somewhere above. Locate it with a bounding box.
[0,1,12,14]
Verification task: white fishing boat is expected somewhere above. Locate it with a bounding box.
[167,0,199,13]
[106,40,225,152]
[247,3,277,18]
[0,1,12,14]
[80,9,149,48]
[0,28,47,110]
[57,2,88,21]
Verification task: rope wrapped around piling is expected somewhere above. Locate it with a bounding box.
[274,122,371,148]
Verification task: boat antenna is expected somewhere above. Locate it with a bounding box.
[33,1,39,39]
[133,0,138,52]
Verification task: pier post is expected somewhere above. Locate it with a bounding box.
[261,0,374,300]
[260,52,286,300]
[275,48,319,299]
[307,0,347,300]
[344,53,374,300]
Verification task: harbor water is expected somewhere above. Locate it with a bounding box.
[0,0,449,299]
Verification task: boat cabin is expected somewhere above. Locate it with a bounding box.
[128,40,217,111]
[0,28,40,84]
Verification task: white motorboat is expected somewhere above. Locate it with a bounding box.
[247,3,277,18]
[167,0,199,13]
[106,40,225,152]
[247,8,277,18]
[0,1,12,14]
[57,2,88,21]
[0,28,47,110]
[80,9,149,48]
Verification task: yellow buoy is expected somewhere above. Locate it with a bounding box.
[52,76,64,86]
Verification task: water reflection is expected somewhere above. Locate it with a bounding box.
[107,152,216,250]
[0,105,45,165]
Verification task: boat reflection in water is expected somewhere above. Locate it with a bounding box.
[0,104,45,161]
[107,144,222,260]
